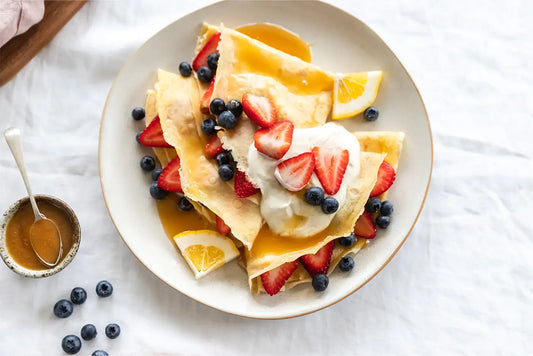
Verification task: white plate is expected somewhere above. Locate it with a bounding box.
[99,0,432,319]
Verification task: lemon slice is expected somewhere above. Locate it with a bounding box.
[174,230,240,279]
[332,71,383,120]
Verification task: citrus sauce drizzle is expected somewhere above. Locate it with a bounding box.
[5,201,73,270]
[156,193,211,243]
[230,24,332,95]
[236,23,312,63]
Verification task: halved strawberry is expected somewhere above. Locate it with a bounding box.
[242,93,276,128]
[139,116,173,148]
[205,135,224,158]
[234,170,260,198]
[216,216,231,235]
[370,161,396,197]
[299,241,334,277]
[192,32,221,71]
[312,147,349,195]
[156,156,183,193]
[200,78,215,114]
[253,121,294,160]
[274,152,315,191]
[260,261,298,296]
[353,211,376,239]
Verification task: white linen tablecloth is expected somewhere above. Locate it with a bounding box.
[1,0,532,355]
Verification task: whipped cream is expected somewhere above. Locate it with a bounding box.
[247,123,360,238]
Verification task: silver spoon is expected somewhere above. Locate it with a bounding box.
[4,127,63,267]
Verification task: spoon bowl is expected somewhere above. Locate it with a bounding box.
[29,217,63,267]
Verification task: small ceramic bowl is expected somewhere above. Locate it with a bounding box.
[0,195,81,278]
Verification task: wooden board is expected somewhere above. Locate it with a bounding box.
[0,0,87,86]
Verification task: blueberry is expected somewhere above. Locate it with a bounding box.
[70,287,87,305]
[365,197,382,213]
[150,182,168,200]
[140,156,156,171]
[81,324,97,341]
[92,351,109,356]
[53,299,73,318]
[61,335,82,355]
[136,130,142,143]
[380,200,394,216]
[209,98,226,115]
[105,323,121,339]
[364,106,379,121]
[216,151,234,166]
[178,197,194,211]
[376,215,391,229]
[321,197,339,214]
[207,52,220,71]
[151,168,163,181]
[217,110,237,129]
[96,280,113,298]
[304,187,325,206]
[179,61,192,77]
[338,233,356,247]
[225,99,243,118]
[312,273,329,292]
[197,66,213,83]
[339,256,354,272]
[131,107,145,121]
[201,118,217,135]
[218,164,234,181]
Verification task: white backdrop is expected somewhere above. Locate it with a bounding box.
[1,1,532,355]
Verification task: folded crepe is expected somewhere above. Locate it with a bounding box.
[146,88,216,225]
[153,69,262,248]
[199,24,334,175]
[248,151,385,289]
[253,131,404,293]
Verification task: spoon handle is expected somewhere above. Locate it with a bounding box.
[4,127,41,221]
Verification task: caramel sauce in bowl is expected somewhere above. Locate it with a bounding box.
[0,195,81,278]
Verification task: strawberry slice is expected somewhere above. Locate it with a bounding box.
[312,147,349,195]
[242,93,277,128]
[274,152,315,191]
[139,116,173,148]
[192,32,221,71]
[216,216,231,235]
[234,170,260,198]
[253,121,294,160]
[260,261,298,296]
[156,156,183,193]
[370,161,396,197]
[353,212,376,239]
[200,78,215,114]
[299,241,334,277]
[205,135,224,159]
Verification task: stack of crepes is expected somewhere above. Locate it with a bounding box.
[146,23,404,294]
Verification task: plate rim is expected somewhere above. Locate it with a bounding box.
[98,0,433,320]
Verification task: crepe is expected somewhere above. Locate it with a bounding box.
[247,151,385,283]
[146,89,216,225]
[145,90,177,166]
[154,69,262,248]
[355,131,405,200]
[252,131,404,293]
[205,24,334,175]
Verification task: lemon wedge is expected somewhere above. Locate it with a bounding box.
[174,230,240,279]
[332,71,383,120]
